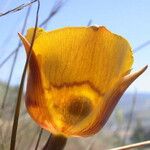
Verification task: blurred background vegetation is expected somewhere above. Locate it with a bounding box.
[0,0,150,149]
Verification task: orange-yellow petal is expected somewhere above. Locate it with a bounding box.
[29,26,133,93]
[26,27,45,43]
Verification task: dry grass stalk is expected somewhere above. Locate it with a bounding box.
[109,140,150,150]
[0,0,37,17]
[10,1,40,149]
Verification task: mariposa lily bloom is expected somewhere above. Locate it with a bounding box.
[19,26,147,137]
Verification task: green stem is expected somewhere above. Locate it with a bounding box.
[43,134,67,150]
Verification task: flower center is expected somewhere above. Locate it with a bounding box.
[68,96,92,117]
[53,96,93,125]
[65,96,93,125]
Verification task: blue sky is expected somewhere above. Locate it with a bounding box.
[0,0,150,92]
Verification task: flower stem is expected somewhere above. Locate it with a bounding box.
[43,134,67,150]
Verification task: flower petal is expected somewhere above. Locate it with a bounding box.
[29,26,133,94]
[25,27,46,43]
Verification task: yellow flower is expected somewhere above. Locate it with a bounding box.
[19,26,147,137]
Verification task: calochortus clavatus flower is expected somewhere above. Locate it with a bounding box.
[19,26,147,137]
